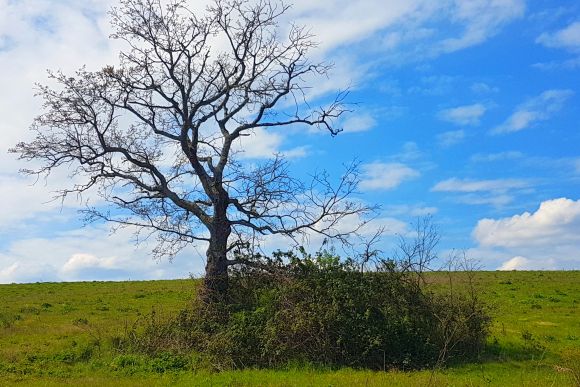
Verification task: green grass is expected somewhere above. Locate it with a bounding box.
[0,271,579,386]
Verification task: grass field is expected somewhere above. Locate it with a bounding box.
[0,271,579,386]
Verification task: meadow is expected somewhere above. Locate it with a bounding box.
[0,271,578,386]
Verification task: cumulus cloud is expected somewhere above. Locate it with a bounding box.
[62,253,118,274]
[234,128,307,159]
[473,197,580,248]
[0,224,206,284]
[497,256,531,271]
[360,162,420,190]
[471,198,580,270]
[438,104,486,126]
[491,89,574,134]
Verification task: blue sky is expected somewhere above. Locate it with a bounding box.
[1,0,579,283]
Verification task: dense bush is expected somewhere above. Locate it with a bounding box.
[128,250,490,371]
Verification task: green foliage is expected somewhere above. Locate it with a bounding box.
[0,311,21,328]
[129,251,490,371]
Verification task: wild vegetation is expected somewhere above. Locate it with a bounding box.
[1,270,579,386]
[122,250,489,371]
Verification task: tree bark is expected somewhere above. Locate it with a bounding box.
[202,219,231,302]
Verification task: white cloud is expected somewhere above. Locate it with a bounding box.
[342,113,376,133]
[256,208,410,259]
[0,261,58,284]
[289,0,525,56]
[432,177,530,207]
[492,89,574,134]
[575,158,580,174]
[360,162,420,190]
[471,198,580,270]
[367,217,409,236]
[473,197,580,248]
[437,130,465,147]
[234,127,307,159]
[0,172,99,232]
[471,82,498,94]
[532,57,580,70]
[432,178,529,193]
[438,104,486,126]
[470,151,524,162]
[534,22,580,71]
[495,255,558,270]
[384,204,438,217]
[457,193,514,207]
[393,142,424,162]
[497,256,531,270]
[61,253,121,275]
[435,0,525,53]
[287,0,422,53]
[408,75,456,96]
[537,21,580,51]
[0,224,206,284]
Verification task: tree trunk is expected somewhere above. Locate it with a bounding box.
[202,221,230,302]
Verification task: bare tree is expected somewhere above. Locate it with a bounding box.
[11,0,371,299]
[394,215,440,284]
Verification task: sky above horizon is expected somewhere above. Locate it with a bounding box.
[1,0,579,283]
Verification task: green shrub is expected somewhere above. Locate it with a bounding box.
[128,250,490,371]
[111,354,143,369]
[0,312,21,328]
[149,352,189,373]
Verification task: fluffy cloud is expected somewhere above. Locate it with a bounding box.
[438,104,486,126]
[0,224,206,284]
[62,253,121,274]
[233,128,308,159]
[534,21,580,70]
[473,198,580,247]
[537,21,580,51]
[342,113,377,133]
[472,198,580,270]
[360,162,420,190]
[492,89,574,134]
[497,256,530,271]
